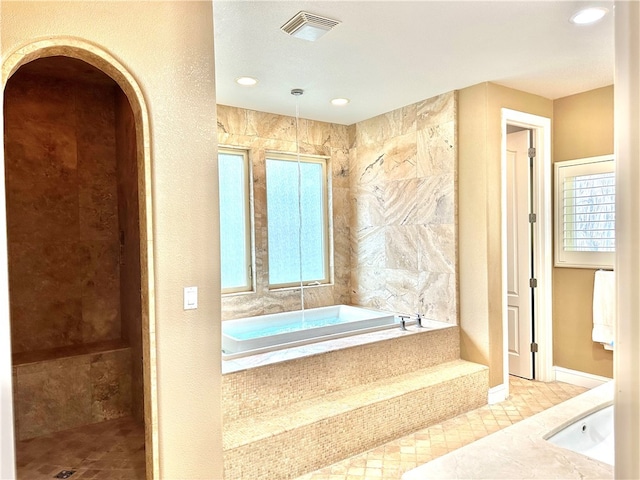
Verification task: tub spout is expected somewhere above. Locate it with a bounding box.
[398,315,409,331]
[415,313,424,328]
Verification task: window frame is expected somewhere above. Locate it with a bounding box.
[554,154,615,269]
[264,151,331,289]
[218,147,254,294]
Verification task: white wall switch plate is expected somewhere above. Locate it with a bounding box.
[184,286,198,310]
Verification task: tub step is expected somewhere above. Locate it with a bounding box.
[223,359,488,480]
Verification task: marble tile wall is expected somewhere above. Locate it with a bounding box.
[350,92,458,322]
[218,92,457,323]
[4,69,122,353]
[217,105,351,319]
[12,344,132,440]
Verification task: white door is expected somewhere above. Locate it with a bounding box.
[506,130,534,379]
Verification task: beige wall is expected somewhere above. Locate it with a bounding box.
[552,86,614,378]
[217,105,351,319]
[458,82,553,387]
[1,2,222,478]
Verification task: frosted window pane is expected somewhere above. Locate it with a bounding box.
[219,152,250,290]
[266,158,326,285]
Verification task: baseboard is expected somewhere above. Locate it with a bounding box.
[553,366,612,389]
[487,383,507,404]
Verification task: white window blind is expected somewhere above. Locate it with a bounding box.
[555,155,615,268]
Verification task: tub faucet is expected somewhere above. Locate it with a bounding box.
[415,313,424,328]
[398,315,409,331]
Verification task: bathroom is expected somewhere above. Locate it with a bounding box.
[1,2,640,480]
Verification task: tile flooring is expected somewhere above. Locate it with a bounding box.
[15,416,145,480]
[295,377,587,480]
[13,377,586,480]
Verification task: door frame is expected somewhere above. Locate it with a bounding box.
[501,109,553,393]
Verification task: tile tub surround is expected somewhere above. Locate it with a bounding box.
[349,92,458,321]
[223,323,459,421]
[12,340,132,441]
[223,324,489,479]
[218,90,458,325]
[402,381,614,479]
[217,104,352,320]
[222,315,451,373]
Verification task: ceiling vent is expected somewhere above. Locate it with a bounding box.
[281,11,341,42]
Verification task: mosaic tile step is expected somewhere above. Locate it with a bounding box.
[223,325,460,423]
[223,359,488,480]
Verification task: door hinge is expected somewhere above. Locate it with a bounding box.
[528,147,536,158]
[529,278,538,288]
[529,213,537,223]
[530,342,539,353]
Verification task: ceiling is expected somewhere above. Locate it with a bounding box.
[213,0,614,126]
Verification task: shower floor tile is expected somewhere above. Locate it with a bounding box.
[295,376,588,480]
[15,416,145,480]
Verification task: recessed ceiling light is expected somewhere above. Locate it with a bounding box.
[235,76,258,86]
[569,7,608,25]
[331,98,350,106]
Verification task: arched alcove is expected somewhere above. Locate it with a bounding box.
[2,39,157,479]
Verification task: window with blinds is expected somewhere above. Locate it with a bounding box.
[555,155,615,268]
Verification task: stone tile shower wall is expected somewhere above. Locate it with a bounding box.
[12,343,132,440]
[4,59,147,439]
[350,92,458,322]
[217,105,351,319]
[115,89,144,422]
[4,69,122,353]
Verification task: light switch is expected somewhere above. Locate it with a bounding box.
[184,286,198,310]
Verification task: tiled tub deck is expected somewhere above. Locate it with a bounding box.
[222,323,489,479]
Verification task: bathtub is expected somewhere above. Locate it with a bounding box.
[222,304,396,359]
[546,403,614,465]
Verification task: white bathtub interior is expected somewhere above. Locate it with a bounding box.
[222,305,398,359]
[546,403,614,466]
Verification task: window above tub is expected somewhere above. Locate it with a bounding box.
[265,152,330,288]
[554,155,615,269]
[218,147,254,293]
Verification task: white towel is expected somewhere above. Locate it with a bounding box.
[592,270,616,349]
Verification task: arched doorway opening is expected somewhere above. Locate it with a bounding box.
[2,41,157,479]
